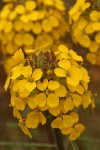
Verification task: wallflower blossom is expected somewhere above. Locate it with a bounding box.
[69,0,91,23]
[4,44,94,140]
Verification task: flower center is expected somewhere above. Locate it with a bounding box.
[66,70,72,77]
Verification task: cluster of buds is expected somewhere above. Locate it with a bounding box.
[0,0,69,73]
[5,44,95,140]
[69,0,100,66]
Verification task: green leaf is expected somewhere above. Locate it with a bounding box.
[70,141,79,150]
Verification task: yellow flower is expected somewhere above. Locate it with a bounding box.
[86,53,97,65]
[90,10,100,31]
[69,124,85,140]
[4,44,93,140]
[69,0,90,23]
[51,112,79,130]
[56,45,83,61]
[35,79,64,108]
[13,108,32,139]
[82,91,93,109]
[11,49,24,67]
[49,100,73,117]
[15,5,26,15]
[71,17,91,48]
[11,94,27,111]
[25,111,46,129]
[89,41,99,53]
[55,59,83,86]
[25,0,37,11]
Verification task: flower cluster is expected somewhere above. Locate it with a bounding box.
[4,44,95,140]
[0,0,68,54]
[69,0,100,66]
[0,0,69,73]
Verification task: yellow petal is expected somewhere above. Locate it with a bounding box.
[37,112,46,125]
[58,59,71,70]
[48,80,60,91]
[13,108,22,120]
[13,79,27,92]
[54,85,67,97]
[20,125,32,139]
[15,98,26,111]
[12,49,24,66]
[58,45,68,53]
[27,96,37,109]
[93,22,100,31]
[79,35,91,48]
[20,14,30,23]
[63,115,74,128]
[85,22,94,34]
[49,16,59,27]
[76,84,85,94]
[4,76,10,91]
[15,5,25,14]
[70,112,79,123]
[25,82,36,92]
[51,117,63,129]
[32,69,43,81]
[29,11,39,21]
[25,0,36,11]
[37,79,48,91]
[81,67,90,82]
[64,98,74,112]
[42,19,53,32]
[90,10,99,21]
[11,64,23,79]
[69,50,83,61]
[82,95,92,109]
[19,89,30,98]
[69,123,85,140]
[54,68,66,77]
[11,96,17,107]
[73,94,82,107]
[32,22,42,35]
[47,93,59,108]
[86,53,96,65]
[25,111,38,128]
[23,33,34,45]
[89,41,99,53]
[67,76,79,86]
[95,32,100,44]
[22,65,32,78]
[49,105,61,116]
[34,93,46,107]
[61,127,73,135]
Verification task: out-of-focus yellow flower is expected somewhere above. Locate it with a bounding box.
[69,0,90,23]
[90,10,100,31]
[4,44,94,140]
[69,0,100,66]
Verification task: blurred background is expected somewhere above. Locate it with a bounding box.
[0,0,100,150]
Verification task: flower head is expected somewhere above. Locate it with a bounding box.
[4,44,94,140]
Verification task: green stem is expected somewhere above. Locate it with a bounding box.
[70,141,79,150]
[0,141,57,148]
